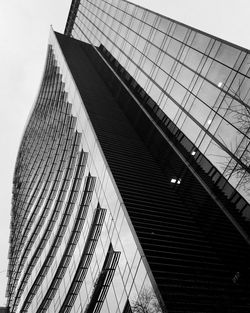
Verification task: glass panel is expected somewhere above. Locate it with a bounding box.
[239,53,250,77]
[191,32,210,53]
[170,82,187,103]
[189,98,211,125]
[154,68,167,89]
[181,116,201,143]
[184,47,203,71]
[177,66,196,88]
[160,52,175,73]
[215,43,240,68]
[158,17,171,33]
[197,80,221,108]
[163,98,179,120]
[147,43,159,62]
[206,60,231,86]
[229,74,250,102]
[173,24,188,41]
[136,37,147,52]
[149,84,162,102]
[130,18,140,34]
[141,23,151,39]
[204,140,232,173]
[214,119,240,149]
[134,7,144,20]
[165,38,182,58]
[152,29,165,48]
[144,11,156,25]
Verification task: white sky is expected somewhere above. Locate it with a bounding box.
[0,0,249,306]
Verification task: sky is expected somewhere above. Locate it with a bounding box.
[0,0,249,307]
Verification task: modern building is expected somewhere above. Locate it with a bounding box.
[6,0,250,312]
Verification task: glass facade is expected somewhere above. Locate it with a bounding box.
[6,1,250,312]
[7,30,163,313]
[67,0,250,207]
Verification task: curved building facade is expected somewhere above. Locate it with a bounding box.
[6,1,250,312]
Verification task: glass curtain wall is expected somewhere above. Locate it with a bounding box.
[7,29,163,313]
[69,0,250,203]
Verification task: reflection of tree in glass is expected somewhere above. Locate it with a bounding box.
[131,287,163,313]
[220,79,250,192]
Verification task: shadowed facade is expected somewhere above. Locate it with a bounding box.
[6,1,250,312]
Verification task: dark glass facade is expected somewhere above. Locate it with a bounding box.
[6,1,250,312]
[66,0,250,210]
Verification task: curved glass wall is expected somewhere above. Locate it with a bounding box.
[6,29,163,313]
[6,1,250,311]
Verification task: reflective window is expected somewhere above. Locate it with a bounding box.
[165,38,182,58]
[191,32,211,53]
[184,47,203,71]
[158,17,171,33]
[206,60,231,85]
[197,80,221,107]
[215,43,240,68]
[177,65,196,88]
[173,23,188,41]
[152,29,165,48]
[160,52,175,73]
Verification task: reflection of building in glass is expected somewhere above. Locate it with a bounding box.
[6,1,250,312]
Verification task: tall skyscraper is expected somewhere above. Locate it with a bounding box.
[6,0,250,312]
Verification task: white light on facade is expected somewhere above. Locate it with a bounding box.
[170,178,181,184]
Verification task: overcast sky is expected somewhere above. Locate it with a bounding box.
[0,0,249,306]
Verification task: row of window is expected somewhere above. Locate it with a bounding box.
[74,0,250,204]
[47,29,164,313]
[15,133,82,312]
[99,42,250,219]
[57,205,107,313]
[8,51,76,306]
[33,175,97,313]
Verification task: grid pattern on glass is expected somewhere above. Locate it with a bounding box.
[14,111,74,280]
[8,29,168,313]
[98,42,250,222]
[13,129,81,312]
[57,206,106,313]
[12,114,77,304]
[10,22,250,312]
[85,243,120,313]
[8,59,67,292]
[18,170,95,313]
[47,30,162,313]
[35,201,104,313]
[7,48,81,310]
[69,0,250,202]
